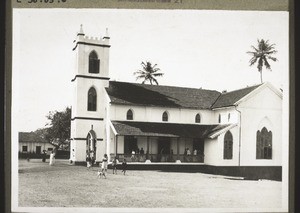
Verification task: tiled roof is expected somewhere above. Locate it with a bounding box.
[112,121,230,138]
[106,81,262,109]
[106,81,220,109]
[211,84,262,109]
[19,132,47,143]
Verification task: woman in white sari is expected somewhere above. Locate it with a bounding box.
[49,151,55,166]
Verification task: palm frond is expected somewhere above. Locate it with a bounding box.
[265,50,277,55]
[263,57,271,70]
[153,73,164,77]
[153,78,159,85]
[136,75,147,80]
[267,56,278,62]
[133,70,147,75]
[249,56,258,66]
[149,78,153,85]
[257,57,263,71]
[247,51,259,56]
[153,67,161,72]
[250,45,259,52]
[265,43,276,51]
[141,62,147,70]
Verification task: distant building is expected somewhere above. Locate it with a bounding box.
[19,132,55,154]
[69,26,282,179]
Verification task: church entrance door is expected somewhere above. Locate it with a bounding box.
[86,130,97,162]
[157,137,171,162]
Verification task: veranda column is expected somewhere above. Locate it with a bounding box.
[115,135,118,158]
[146,136,150,160]
[177,137,180,160]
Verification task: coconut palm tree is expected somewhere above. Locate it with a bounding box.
[134,61,164,85]
[247,39,278,83]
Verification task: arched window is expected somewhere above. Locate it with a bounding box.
[162,111,169,122]
[88,51,100,74]
[87,87,97,111]
[195,113,201,123]
[218,114,221,123]
[223,131,233,159]
[127,109,133,120]
[256,127,272,159]
[228,113,231,122]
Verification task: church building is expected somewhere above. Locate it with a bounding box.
[69,26,283,180]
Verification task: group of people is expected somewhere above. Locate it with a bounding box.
[96,154,128,179]
[184,148,201,156]
[131,147,145,162]
[183,148,203,162]
[86,153,96,169]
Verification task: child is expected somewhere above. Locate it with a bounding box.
[101,154,108,177]
[121,159,127,175]
[112,157,118,174]
[98,162,106,179]
[86,155,92,168]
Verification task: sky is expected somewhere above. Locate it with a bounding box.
[12,9,289,132]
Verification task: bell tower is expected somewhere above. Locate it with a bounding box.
[70,25,110,164]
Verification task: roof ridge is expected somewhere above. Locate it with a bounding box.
[211,83,263,109]
[221,83,262,94]
[109,80,220,93]
[209,93,223,109]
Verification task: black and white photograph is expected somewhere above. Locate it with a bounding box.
[11,5,289,213]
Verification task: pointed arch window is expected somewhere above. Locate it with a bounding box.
[162,111,169,122]
[89,51,100,74]
[195,113,201,123]
[256,127,272,159]
[228,113,231,122]
[218,114,221,123]
[223,131,233,159]
[87,87,97,111]
[127,109,133,120]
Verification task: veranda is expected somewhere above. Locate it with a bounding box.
[111,135,205,163]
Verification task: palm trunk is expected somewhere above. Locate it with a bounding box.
[260,71,263,83]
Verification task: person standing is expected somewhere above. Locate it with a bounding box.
[131,150,135,162]
[140,148,145,161]
[101,154,108,176]
[49,151,55,166]
[140,148,144,155]
[187,148,191,156]
[112,157,118,174]
[170,149,174,162]
[121,159,127,175]
[193,149,197,156]
[42,150,47,162]
[183,148,187,162]
[86,155,91,168]
[186,148,191,162]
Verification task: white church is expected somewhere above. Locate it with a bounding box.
[69,26,283,180]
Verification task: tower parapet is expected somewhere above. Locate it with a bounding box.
[74,25,110,50]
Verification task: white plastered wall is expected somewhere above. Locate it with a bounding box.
[110,104,215,124]
[238,86,282,166]
[204,125,239,166]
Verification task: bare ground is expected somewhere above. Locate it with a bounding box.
[18,159,282,208]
